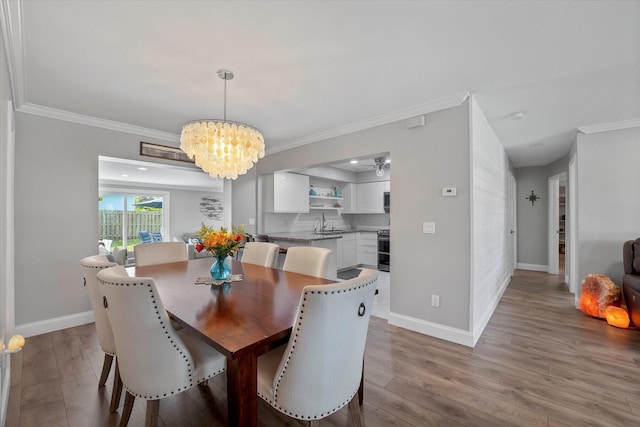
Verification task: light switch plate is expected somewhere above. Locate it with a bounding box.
[442,187,457,197]
[423,222,435,234]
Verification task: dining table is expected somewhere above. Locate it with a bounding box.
[127,256,336,427]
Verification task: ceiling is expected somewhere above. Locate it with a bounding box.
[99,156,224,191]
[5,1,640,167]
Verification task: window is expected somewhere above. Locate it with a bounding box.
[98,190,169,252]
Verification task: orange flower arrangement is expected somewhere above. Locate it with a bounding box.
[194,224,246,259]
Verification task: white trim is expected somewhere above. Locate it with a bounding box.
[388,311,475,348]
[578,118,640,135]
[472,275,510,343]
[269,92,470,154]
[516,263,548,272]
[0,0,26,107]
[0,373,8,427]
[16,103,181,142]
[14,310,95,338]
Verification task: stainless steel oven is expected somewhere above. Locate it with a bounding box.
[377,229,390,272]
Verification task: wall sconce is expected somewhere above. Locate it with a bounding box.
[526,190,540,206]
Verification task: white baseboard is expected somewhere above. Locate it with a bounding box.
[516,263,548,272]
[15,311,95,338]
[388,312,475,347]
[472,274,511,346]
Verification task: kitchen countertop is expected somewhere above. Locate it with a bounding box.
[265,232,344,242]
[264,227,388,242]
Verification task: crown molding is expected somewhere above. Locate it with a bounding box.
[268,92,470,155]
[578,118,640,135]
[16,103,181,142]
[0,0,26,107]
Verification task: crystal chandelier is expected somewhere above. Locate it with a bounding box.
[180,70,265,180]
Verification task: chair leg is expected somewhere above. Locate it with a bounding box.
[98,354,114,387]
[145,399,160,427]
[119,391,135,427]
[348,394,363,427]
[110,359,123,413]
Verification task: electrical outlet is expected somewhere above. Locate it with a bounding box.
[431,295,440,308]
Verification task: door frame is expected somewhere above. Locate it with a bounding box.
[509,171,517,275]
[568,155,578,298]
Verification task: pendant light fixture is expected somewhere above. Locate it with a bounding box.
[180,69,265,180]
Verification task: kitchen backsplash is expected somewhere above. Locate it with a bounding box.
[264,212,389,233]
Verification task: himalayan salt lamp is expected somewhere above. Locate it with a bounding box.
[579,274,621,318]
[605,306,630,328]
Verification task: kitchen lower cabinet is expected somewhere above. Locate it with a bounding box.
[357,232,378,267]
[337,233,357,270]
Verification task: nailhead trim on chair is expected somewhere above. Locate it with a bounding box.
[81,259,117,356]
[257,276,376,421]
[100,278,225,400]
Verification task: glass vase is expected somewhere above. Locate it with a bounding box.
[210,255,232,281]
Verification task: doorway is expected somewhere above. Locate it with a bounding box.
[548,172,567,277]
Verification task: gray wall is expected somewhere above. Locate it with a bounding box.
[253,102,472,331]
[515,166,549,267]
[577,126,640,285]
[13,112,211,326]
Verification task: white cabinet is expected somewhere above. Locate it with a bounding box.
[262,172,309,213]
[356,182,386,213]
[337,233,357,269]
[357,232,378,267]
[341,183,357,213]
[383,181,390,192]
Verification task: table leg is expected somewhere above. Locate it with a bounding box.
[226,353,258,427]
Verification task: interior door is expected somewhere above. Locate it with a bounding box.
[509,172,517,275]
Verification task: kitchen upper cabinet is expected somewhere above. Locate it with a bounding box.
[356,182,386,213]
[341,183,357,213]
[262,172,309,213]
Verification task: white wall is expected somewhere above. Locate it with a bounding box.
[254,102,473,344]
[576,126,640,285]
[470,96,511,343]
[12,112,219,335]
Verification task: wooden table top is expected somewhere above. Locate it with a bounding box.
[127,257,335,359]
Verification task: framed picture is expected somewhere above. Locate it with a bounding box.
[140,141,194,163]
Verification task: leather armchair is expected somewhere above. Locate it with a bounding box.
[623,238,640,327]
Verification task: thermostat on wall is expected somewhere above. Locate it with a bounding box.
[442,187,457,197]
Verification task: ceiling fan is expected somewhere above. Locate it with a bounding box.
[361,156,390,177]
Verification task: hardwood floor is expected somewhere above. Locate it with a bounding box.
[6,269,640,426]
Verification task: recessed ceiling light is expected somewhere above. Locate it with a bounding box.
[121,174,129,177]
[137,167,148,171]
[385,159,391,163]
[350,160,358,164]
[509,111,526,120]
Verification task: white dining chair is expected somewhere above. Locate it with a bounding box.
[80,255,123,412]
[241,242,280,267]
[97,265,227,427]
[257,268,378,426]
[133,241,188,267]
[282,246,332,278]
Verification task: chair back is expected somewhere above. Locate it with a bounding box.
[269,268,378,417]
[80,255,117,355]
[241,242,280,267]
[282,246,331,278]
[97,266,198,398]
[138,230,153,244]
[134,242,188,267]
